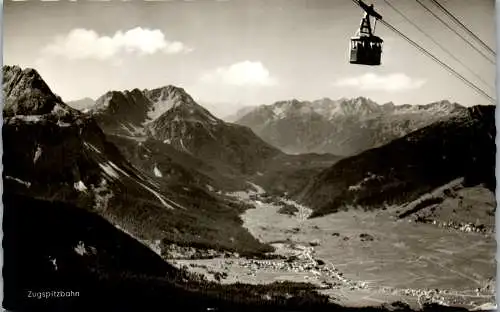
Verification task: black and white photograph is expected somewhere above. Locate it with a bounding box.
[2,0,497,311]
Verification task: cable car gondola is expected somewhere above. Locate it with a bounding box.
[350,0,383,66]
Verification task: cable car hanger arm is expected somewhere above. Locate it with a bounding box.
[353,0,383,20]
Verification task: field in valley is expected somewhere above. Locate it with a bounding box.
[171,183,496,310]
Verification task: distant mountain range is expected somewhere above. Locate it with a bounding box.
[67,97,95,111]
[235,97,467,156]
[224,105,257,122]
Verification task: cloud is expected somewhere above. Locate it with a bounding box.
[201,61,278,86]
[41,27,192,61]
[333,73,426,92]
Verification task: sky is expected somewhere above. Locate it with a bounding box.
[3,0,496,117]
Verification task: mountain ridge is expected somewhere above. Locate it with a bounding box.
[235,97,468,155]
[3,65,79,117]
[88,84,283,176]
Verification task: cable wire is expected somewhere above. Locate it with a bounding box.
[415,0,495,64]
[378,18,495,103]
[349,0,494,103]
[430,0,495,56]
[383,0,495,92]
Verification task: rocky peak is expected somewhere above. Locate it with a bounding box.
[329,96,381,117]
[2,65,66,116]
[93,88,152,124]
[350,96,379,108]
[143,85,198,120]
[430,99,452,106]
[144,85,221,126]
[268,99,313,120]
[426,99,462,111]
[145,85,194,104]
[94,91,118,110]
[90,84,223,139]
[95,88,145,109]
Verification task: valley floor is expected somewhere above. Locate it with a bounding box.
[170,183,496,311]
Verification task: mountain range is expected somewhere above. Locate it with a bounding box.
[235,97,467,156]
[3,64,494,312]
[5,64,492,252]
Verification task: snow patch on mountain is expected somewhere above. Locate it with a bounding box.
[5,175,31,188]
[84,142,102,154]
[272,105,287,119]
[179,139,190,153]
[33,146,42,164]
[98,159,179,210]
[57,120,72,127]
[153,164,162,177]
[107,161,132,178]
[74,241,88,256]
[135,180,177,210]
[48,257,58,271]
[148,97,176,121]
[11,115,43,123]
[74,180,88,192]
[99,162,121,180]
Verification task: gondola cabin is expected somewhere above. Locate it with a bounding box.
[350,36,383,65]
[349,1,384,66]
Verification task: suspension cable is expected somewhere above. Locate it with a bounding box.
[378,18,494,103]
[415,0,495,65]
[383,0,494,93]
[349,0,494,103]
[430,0,495,56]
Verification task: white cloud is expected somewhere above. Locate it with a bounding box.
[41,27,192,61]
[333,73,426,92]
[201,61,278,86]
